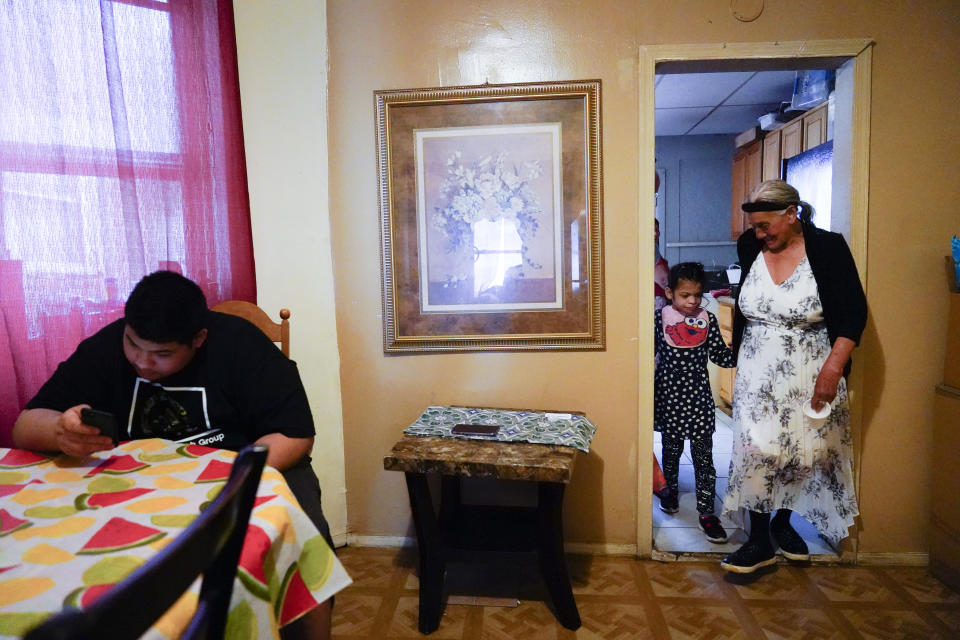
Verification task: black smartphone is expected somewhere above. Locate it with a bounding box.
[80,408,120,446]
[451,423,500,437]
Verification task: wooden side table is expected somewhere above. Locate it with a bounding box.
[384,435,581,634]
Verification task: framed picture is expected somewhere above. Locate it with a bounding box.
[375,80,604,353]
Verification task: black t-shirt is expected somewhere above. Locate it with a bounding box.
[25,312,315,449]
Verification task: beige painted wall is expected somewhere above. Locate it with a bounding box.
[232,0,348,544]
[238,0,960,554]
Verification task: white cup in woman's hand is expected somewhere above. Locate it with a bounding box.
[803,401,831,422]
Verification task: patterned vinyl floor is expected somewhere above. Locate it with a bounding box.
[331,546,960,639]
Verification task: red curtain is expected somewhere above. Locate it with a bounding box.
[0,0,256,444]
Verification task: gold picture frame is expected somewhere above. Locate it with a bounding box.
[375,80,604,353]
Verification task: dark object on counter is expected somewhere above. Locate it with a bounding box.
[451,424,500,437]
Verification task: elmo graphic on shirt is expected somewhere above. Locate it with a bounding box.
[664,313,708,347]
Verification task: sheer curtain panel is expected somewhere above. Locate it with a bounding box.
[0,0,256,444]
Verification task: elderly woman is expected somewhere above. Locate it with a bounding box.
[720,180,867,574]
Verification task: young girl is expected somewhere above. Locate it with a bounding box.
[655,262,736,542]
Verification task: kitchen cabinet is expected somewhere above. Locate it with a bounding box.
[780,119,803,160]
[762,129,782,181]
[730,139,762,240]
[716,297,736,407]
[802,103,828,151]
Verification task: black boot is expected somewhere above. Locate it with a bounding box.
[771,509,810,561]
[720,511,776,574]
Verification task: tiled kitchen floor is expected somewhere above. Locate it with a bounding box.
[653,408,835,557]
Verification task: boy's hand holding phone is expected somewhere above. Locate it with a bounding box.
[80,408,120,446]
[53,405,118,458]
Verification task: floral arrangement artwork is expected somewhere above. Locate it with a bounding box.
[432,150,544,270]
[374,79,604,353]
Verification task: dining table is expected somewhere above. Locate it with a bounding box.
[0,438,351,639]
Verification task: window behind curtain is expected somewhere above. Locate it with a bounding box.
[0,0,256,443]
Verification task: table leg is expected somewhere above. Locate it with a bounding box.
[404,472,444,634]
[536,481,581,630]
[439,475,461,538]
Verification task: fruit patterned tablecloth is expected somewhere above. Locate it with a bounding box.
[0,439,351,639]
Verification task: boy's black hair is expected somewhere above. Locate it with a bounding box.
[124,271,208,345]
[667,261,706,290]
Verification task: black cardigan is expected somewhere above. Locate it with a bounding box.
[732,222,867,376]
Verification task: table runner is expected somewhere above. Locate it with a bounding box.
[0,438,351,639]
[403,405,596,452]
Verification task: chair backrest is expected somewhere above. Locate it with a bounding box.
[24,445,268,640]
[212,300,290,357]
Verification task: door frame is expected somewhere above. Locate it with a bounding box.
[637,39,874,558]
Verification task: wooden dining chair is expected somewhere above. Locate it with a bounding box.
[24,445,268,640]
[212,300,290,357]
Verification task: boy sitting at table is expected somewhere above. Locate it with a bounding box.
[13,271,335,637]
[11,271,333,547]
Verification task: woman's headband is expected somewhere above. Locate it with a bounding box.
[741,200,798,213]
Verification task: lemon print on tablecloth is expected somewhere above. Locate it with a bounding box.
[23,504,79,518]
[82,555,144,585]
[120,438,167,453]
[125,496,189,513]
[0,612,50,637]
[154,475,193,490]
[270,482,296,506]
[150,513,197,528]
[22,543,74,564]
[154,590,198,639]
[225,599,256,640]
[43,469,85,483]
[137,460,200,476]
[299,536,334,591]
[138,451,182,463]
[11,487,69,506]
[261,470,283,483]
[256,506,296,543]
[11,516,96,540]
[0,471,29,485]
[0,576,55,606]
[87,475,135,493]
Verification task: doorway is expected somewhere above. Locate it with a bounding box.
[637,40,873,559]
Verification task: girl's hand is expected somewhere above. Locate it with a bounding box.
[811,362,843,411]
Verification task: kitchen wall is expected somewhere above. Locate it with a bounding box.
[656,134,738,274]
[237,0,960,555]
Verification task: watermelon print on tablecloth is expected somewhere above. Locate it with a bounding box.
[74,488,155,510]
[237,524,272,601]
[85,455,150,477]
[64,582,115,609]
[252,495,277,509]
[0,450,51,469]
[276,563,318,626]
[77,517,165,554]
[0,480,43,498]
[195,459,233,483]
[0,509,31,536]
[177,443,219,458]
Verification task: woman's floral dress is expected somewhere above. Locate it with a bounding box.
[721,254,858,544]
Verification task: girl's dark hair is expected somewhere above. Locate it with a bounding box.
[125,271,208,345]
[667,261,705,290]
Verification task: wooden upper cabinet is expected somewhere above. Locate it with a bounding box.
[731,139,762,240]
[762,130,782,181]
[803,103,828,151]
[780,119,803,160]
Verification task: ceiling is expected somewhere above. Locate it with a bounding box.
[655,70,798,136]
